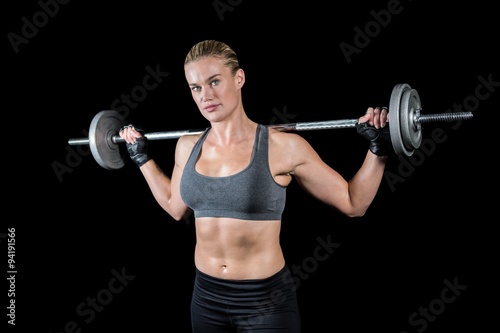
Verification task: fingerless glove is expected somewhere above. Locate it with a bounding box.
[126,135,151,167]
[356,122,392,156]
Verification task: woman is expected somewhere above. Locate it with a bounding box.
[119,39,390,332]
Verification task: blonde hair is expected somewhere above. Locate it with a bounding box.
[184,40,241,76]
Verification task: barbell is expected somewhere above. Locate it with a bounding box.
[68,83,473,170]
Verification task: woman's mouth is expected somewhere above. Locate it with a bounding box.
[204,104,218,112]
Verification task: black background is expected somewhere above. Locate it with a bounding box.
[3,0,498,332]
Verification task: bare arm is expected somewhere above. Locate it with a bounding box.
[119,127,192,221]
[289,107,389,217]
[138,157,190,221]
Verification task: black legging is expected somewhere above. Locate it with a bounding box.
[191,266,301,332]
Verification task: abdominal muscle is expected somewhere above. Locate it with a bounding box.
[194,217,285,280]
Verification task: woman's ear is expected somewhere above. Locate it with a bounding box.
[236,68,245,87]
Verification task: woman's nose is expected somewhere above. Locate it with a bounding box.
[200,89,212,101]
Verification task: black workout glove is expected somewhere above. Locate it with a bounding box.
[126,129,151,167]
[356,121,392,156]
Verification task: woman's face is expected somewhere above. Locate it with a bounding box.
[185,57,243,122]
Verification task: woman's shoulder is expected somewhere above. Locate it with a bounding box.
[268,126,310,146]
[266,126,317,162]
[177,127,209,146]
[174,130,206,162]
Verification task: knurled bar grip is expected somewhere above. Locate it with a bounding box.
[68,119,362,146]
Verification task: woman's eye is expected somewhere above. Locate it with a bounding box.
[192,86,200,92]
[211,80,219,86]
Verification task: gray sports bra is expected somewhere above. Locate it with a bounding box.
[180,124,286,220]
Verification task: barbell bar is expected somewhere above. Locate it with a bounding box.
[68,83,473,170]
